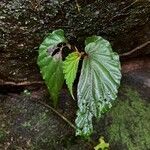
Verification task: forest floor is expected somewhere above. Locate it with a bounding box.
[0,62,150,150]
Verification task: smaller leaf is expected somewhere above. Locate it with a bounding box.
[63,52,81,99]
[94,137,109,150]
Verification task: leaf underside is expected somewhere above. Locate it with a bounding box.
[37,29,67,106]
[63,52,81,99]
[75,36,122,137]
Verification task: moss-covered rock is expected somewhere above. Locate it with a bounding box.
[94,86,150,150]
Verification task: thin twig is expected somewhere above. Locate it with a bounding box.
[109,0,139,23]
[120,41,150,57]
[35,100,76,130]
[0,80,44,86]
[122,0,139,12]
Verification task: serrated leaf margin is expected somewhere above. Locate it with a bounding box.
[75,36,121,137]
[63,52,81,99]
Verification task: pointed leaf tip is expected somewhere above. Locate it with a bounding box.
[63,52,81,99]
[76,36,121,137]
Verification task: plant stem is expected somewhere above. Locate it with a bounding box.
[35,100,76,130]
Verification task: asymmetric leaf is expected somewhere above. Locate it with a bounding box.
[75,36,121,137]
[37,29,67,106]
[63,52,81,99]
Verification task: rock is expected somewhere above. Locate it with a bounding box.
[0,1,150,148]
[121,57,150,99]
[123,69,150,100]
[0,82,149,149]
[0,0,150,83]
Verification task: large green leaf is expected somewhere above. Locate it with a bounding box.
[37,29,67,106]
[63,52,81,99]
[75,36,121,137]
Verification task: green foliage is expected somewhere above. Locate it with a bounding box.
[37,29,121,137]
[63,52,81,99]
[37,29,67,106]
[94,137,109,150]
[75,36,121,137]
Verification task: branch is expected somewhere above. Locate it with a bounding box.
[33,99,76,130]
[120,41,150,57]
[0,79,44,86]
[122,0,139,12]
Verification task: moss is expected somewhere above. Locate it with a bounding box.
[0,130,7,142]
[107,86,150,150]
[21,121,32,128]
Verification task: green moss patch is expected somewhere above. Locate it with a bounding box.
[107,86,150,150]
